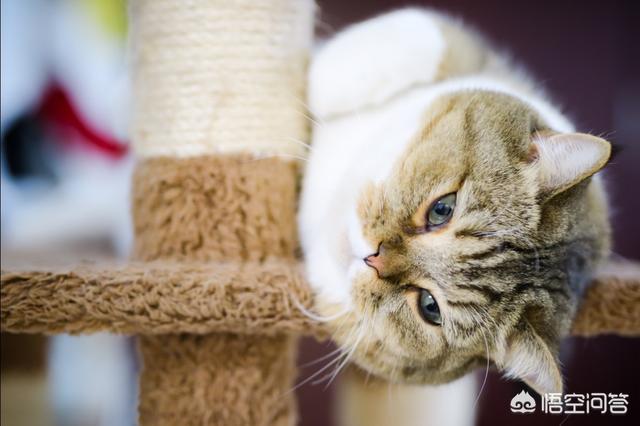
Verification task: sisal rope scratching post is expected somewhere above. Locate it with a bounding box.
[1,1,639,425]
[129,1,313,424]
[131,0,312,158]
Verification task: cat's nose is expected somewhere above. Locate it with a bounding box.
[364,253,383,276]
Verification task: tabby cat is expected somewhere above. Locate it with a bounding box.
[298,8,611,424]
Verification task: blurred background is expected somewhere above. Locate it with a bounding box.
[1,0,638,425]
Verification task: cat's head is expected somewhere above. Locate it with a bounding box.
[314,90,612,395]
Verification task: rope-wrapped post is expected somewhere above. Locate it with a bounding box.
[129,0,314,424]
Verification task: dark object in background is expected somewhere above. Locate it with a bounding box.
[2,83,128,181]
[2,113,55,181]
[1,333,47,373]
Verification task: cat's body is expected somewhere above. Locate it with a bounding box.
[299,8,611,425]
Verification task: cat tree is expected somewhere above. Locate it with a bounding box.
[1,1,639,424]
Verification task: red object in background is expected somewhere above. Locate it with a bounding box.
[37,84,128,159]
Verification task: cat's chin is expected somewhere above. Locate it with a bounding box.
[346,347,476,386]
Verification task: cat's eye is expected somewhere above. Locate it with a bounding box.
[418,289,442,326]
[427,193,456,227]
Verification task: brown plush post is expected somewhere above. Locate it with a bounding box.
[132,157,301,425]
[132,156,299,262]
[139,334,296,425]
[571,261,640,336]
[130,156,303,424]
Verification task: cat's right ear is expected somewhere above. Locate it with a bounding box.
[496,322,563,396]
[529,132,611,199]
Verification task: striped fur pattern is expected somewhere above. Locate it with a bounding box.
[337,93,610,393]
[299,8,612,397]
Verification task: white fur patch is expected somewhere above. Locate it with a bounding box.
[309,8,445,119]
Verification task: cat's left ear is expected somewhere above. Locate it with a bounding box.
[497,322,563,396]
[530,132,612,199]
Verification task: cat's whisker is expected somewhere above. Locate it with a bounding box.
[296,106,325,129]
[310,333,358,386]
[323,327,365,387]
[324,338,362,387]
[388,363,403,424]
[282,347,347,396]
[364,370,372,384]
[283,136,314,152]
[299,344,346,368]
[386,362,397,414]
[329,310,357,342]
[452,302,499,348]
[387,379,393,407]
[328,312,363,361]
[248,153,309,163]
[472,328,491,411]
[310,352,351,387]
[288,93,312,111]
[470,305,500,341]
[358,313,377,362]
[291,296,349,323]
[318,306,371,388]
[287,94,326,127]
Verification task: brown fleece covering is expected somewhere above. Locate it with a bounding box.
[139,334,297,426]
[0,261,320,336]
[2,260,639,337]
[571,261,640,337]
[132,156,299,262]
[131,155,302,425]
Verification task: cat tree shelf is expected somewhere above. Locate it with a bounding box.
[2,260,639,337]
[1,261,320,336]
